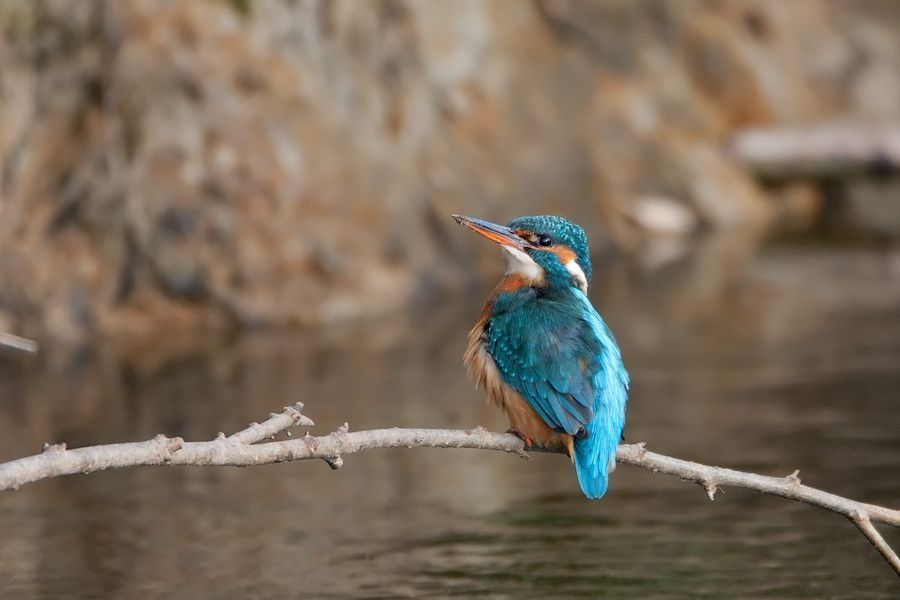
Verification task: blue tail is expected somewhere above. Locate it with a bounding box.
[572,352,629,499]
[573,419,614,499]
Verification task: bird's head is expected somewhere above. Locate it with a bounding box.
[453,214,591,293]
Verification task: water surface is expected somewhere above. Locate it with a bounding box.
[1,239,899,598]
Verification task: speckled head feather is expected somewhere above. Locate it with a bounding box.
[508,215,592,287]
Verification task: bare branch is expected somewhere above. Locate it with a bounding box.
[852,514,900,576]
[0,405,897,576]
[228,402,314,445]
[0,332,38,353]
[613,444,900,529]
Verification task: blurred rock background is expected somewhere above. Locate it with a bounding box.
[1,0,899,343]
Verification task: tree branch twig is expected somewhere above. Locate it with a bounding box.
[227,402,315,445]
[1,404,897,576]
[852,513,900,575]
[0,332,38,353]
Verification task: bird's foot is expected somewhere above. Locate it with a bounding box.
[506,428,533,449]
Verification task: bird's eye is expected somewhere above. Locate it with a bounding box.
[537,234,552,247]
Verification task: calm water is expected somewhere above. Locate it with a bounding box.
[1,238,899,599]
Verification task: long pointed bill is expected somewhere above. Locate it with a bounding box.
[451,214,533,249]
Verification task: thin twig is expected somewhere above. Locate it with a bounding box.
[227,402,314,445]
[0,332,38,353]
[852,513,900,576]
[0,406,897,576]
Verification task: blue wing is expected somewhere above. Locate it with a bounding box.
[486,291,606,435]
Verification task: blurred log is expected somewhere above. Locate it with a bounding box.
[0,332,38,353]
[731,122,900,178]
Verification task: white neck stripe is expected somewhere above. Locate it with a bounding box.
[565,260,588,293]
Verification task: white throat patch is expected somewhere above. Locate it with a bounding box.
[502,246,587,291]
[502,246,543,282]
[565,260,588,293]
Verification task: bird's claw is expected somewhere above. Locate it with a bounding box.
[506,428,533,449]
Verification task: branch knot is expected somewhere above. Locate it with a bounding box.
[785,469,802,487]
[285,402,315,427]
[703,479,718,501]
[154,435,183,462]
[42,442,66,454]
[332,423,352,449]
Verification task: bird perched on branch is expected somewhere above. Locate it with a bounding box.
[453,214,629,499]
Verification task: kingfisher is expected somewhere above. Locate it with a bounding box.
[453,214,629,499]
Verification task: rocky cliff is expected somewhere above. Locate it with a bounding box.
[1,0,899,341]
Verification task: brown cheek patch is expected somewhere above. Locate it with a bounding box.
[548,245,577,264]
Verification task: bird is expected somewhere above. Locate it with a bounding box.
[452,214,629,499]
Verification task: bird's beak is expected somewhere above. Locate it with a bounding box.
[452,215,533,250]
